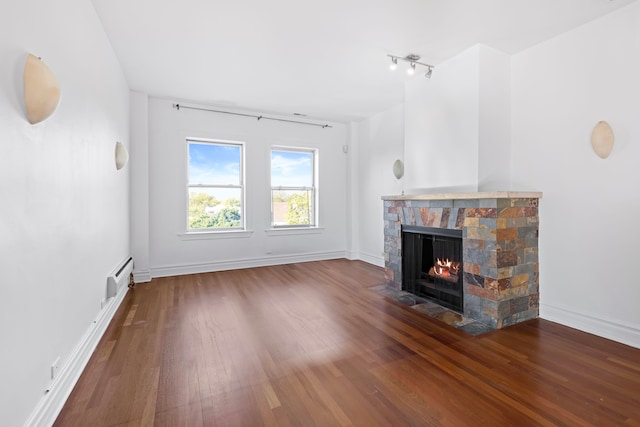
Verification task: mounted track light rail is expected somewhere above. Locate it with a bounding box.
[387,54,434,78]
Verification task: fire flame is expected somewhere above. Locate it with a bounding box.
[433,258,460,277]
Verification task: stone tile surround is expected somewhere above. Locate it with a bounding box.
[382,192,542,329]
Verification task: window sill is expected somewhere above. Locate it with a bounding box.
[178,230,254,240]
[265,227,324,236]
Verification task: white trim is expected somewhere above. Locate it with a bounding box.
[133,269,152,283]
[150,251,346,278]
[269,146,319,229]
[24,284,129,427]
[264,227,324,236]
[354,251,385,267]
[540,303,640,349]
[185,138,247,232]
[178,230,254,240]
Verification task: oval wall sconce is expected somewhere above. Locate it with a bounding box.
[23,53,61,124]
[591,121,614,159]
[115,141,129,170]
[392,159,404,179]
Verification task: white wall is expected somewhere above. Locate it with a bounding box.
[404,44,512,194]
[0,0,130,425]
[353,104,405,266]
[130,91,151,282]
[140,98,348,276]
[404,46,480,194]
[511,2,640,347]
[478,46,511,191]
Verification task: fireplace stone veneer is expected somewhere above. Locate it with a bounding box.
[382,192,542,329]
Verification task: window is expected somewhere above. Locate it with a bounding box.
[270,148,316,227]
[187,139,244,231]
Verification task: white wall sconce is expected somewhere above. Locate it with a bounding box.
[23,53,60,124]
[115,141,129,170]
[387,54,434,78]
[591,121,614,159]
[392,159,404,179]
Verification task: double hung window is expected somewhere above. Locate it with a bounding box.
[187,139,244,231]
[270,148,317,228]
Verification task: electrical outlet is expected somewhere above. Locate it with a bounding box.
[51,357,60,381]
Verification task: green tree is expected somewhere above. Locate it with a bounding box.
[286,192,312,225]
[189,192,219,218]
[189,207,241,229]
[212,207,241,227]
[271,191,287,202]
[189,192,241,229]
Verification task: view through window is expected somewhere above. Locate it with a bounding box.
[271,148,316,227]
[187,139,244,230]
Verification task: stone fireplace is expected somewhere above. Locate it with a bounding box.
[382,192,542,329]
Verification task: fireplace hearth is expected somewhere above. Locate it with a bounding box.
[382,192,542,329]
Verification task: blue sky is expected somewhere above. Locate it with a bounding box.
[188,142,241,185]
[188,142,313,189]
[271,150,313,187]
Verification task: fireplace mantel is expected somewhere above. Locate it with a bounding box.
[382,192,542,329]
[382,191,542,201]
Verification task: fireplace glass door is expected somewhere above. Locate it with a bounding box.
[402,226,463,312]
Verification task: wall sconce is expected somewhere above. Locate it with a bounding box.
[591,121,614,159]
[388,54,434,79]
[115,141,129,170]
[392,159,404,179]
[23,53,60,124]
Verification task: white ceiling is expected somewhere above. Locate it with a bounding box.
[91,0,636,123]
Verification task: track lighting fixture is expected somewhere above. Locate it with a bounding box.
[387,54,434,78]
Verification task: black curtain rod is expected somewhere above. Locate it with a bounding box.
[172,104,332,129]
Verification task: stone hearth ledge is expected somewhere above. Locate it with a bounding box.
[382,191,542,201]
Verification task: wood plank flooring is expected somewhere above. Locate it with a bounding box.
[55,259,640,426]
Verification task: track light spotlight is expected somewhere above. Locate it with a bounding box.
[387,53,434,78]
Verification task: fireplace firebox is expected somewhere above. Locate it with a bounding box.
[402,225,463,313]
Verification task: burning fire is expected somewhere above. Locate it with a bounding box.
[433,258,460,278]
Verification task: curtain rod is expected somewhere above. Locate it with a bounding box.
[172,104,332,129]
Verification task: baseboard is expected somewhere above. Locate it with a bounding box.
[540,303,640,349]
[150,251,346,278]
[133,269,151,283]
[354,251,384,267]
[24,283,129,427]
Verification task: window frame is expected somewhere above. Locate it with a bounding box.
[186,138,246,233]
[270,146,318,229]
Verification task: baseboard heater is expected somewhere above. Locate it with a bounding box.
[106,257,134,299]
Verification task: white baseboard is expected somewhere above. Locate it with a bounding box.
[540,303,640,349]
[24,283,130,427]
[354,251,384,267]
[150,251,346,278]
[133,269,151,283]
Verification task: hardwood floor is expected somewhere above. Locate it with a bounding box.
[55,259,640,426]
